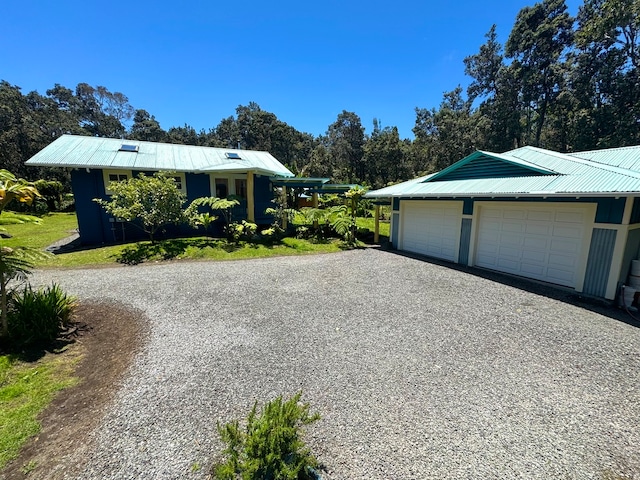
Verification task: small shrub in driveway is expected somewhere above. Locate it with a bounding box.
[213,392,321,480]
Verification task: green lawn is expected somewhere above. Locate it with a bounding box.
[0,212,78,250]
[0,212,356,268]
[356,216,390,238]
[0,353,79,469]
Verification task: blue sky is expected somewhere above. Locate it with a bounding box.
[2,0,582,140]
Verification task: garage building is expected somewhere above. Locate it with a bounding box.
[365,145,640,300]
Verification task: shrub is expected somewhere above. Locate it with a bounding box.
[214,392,321,480]
[8,284,77,348]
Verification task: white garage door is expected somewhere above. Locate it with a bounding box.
[475,204,592,287]
[400,201,463,262]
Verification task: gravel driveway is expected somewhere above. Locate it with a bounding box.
[32,249,640,479]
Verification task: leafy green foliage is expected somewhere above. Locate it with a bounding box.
[94,172,187,242]
[34,180,64,212]
[214,392,321,480]
[187,196,241,240]
[7,284,77,349]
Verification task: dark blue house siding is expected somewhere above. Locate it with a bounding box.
[583,228,617,297]
[71,169,105,245]
[255,175,275,225]
[75,169,277,244]
[458,218,472,265]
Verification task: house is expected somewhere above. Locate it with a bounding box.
[365,145,640,300]
[25,135,293,244]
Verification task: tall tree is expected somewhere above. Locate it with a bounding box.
[130,109,166,142]
[363,120,411,188]
[573,0,640,147]
[505,0,574,147]
[326,111,366,183]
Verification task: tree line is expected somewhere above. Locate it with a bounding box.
[1,0,639,190]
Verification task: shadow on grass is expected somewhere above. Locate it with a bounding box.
[116,238,214,264]
[0,335,77,362]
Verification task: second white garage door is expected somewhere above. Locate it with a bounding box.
[475,203,593,288]
[400,201,463,262]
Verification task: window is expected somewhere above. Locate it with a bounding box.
[225,152,242,160]
[103,170,131,195]
[108,173,128,183]
[168,173,186,194]
[119,144,139,152]
[235,179,247,199]
[215,178,229,198]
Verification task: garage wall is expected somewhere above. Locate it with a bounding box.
[583,228,617,297]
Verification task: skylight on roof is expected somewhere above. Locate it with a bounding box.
[119,144,139,152]
[225,152,242,160]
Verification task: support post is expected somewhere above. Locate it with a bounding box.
[282,186,288,230]
[312,192,319,229]
[374,204,380,243]
[247,171,255,222]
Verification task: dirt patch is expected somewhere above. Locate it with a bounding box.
[1,300,148,480]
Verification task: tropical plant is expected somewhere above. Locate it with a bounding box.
[0,170,43,340]
[188,196,240,239]
[213,392,321,480]
[94,172,187,242]
[0,170,41,214]
[8,283,77,348]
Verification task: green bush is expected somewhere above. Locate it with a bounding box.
[214,392,321,480]
[8,284,77,348]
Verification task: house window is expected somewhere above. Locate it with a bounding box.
[103,170,131,195]
[169,173,187,194]
[235,179,247,199]
[215,178,229,198]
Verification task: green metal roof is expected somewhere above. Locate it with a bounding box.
[366,145,640,198]
[269,177,330,188]
[25,135,294,177]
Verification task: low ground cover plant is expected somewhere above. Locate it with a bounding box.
[8,284,77,349]
[214,392,321,480]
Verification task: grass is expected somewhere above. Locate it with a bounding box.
[0,210,387,269]
[0,352,80,469]
[0,212,78,250]
[356,215,390,238]
[0,212,350,268]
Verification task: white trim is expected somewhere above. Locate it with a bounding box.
[103,169,132,195]
[209,173,247,198]
[622,196,635,224]
[167,172,187,195]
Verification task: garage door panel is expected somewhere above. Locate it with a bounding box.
[553,225,583,238]
[525,223,552,235]
[500,233,524,246]
[476,204,591,288]
[556,211,585,223]
[527,210,553,221]
[401,201,463,262]
[521,250,547,263]
[548,253,577,267]
[504,209,527,220]
[520,263,546,276]
[523,236,548,249]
